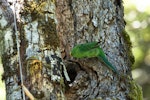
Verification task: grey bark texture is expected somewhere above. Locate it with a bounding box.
[0,0,142,100]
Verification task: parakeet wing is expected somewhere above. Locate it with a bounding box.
[77,41,99,51]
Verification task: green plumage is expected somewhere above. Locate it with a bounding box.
[71,41,119,74]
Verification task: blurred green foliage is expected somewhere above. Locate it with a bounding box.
[124,0,150,99]
[124,0,150,69]
[0,58,6,100]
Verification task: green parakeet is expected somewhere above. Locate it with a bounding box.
[71,41,119,74]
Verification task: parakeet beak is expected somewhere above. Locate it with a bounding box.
[70,52,72,56]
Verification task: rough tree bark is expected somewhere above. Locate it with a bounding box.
[0,0,143,100]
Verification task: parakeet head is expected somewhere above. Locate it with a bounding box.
[70,45,80,58]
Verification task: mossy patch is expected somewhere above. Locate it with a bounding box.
[128,80,143,100]
[38,17,59,50]
[122,30,135,69]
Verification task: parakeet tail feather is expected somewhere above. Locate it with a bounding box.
[98,56,119,75]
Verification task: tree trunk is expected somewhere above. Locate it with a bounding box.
[0,0,143,100]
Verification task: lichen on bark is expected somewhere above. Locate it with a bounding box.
[21,0,68,99]
[1,0,68,99]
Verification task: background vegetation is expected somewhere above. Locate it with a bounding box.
[124,0,150,99]
[0,0,149,99]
